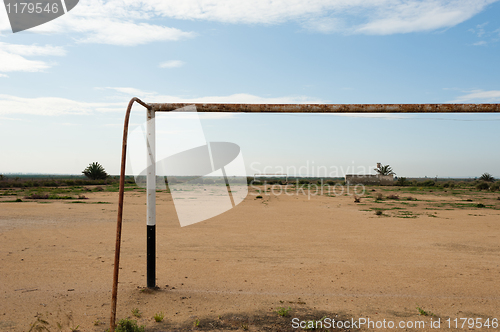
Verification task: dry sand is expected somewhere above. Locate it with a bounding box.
[1,188,500,331]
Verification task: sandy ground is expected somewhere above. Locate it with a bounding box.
[1,188,500,331]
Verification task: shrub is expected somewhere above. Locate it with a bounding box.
[115,319,145,332]
[375,193,384,200]
[421,180,436,187]
[490,182,500,191]
[396,177,408,186]
[387,194,399,200]
[476,182,490,190]
[375,210,383,216]
[275,307,291,317]
[131,308,141,318]
[25,193,49,199]
[153,312,164,322]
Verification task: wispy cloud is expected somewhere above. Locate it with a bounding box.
[1,0,496,44]
[0,42,66,56]
[156,0,499,35]
[0,94,121,116]
[146,93,326,104]
[449,90,500,103]
[159,60,185,68]
[97,87,156,97]
[74,20,194,46]
[98,87,327,104]
[0,91,327,117]
[17,2,195,46]
[469,22,489,37]
[473,41,488,46]
[0,87,324,117]
[353,1,499,35]
[0,51,49,73]
[0,43,66,73]
[468,21,500,46]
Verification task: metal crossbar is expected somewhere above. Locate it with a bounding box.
[149,103,500,113]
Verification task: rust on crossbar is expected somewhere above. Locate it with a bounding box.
[149,103,500,113]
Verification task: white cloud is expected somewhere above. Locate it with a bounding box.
[159,60,185,68]
[469,22,500,46]
[0,50,52,73]
[450,90,500,103]
[469,22,489,37]
[22,2,195,46]
[74,20,194,46]
[1,0,496,44]
[0,91,327,117]
[97,87,323,105]
[147,93,326,104]
[98,87,157,97]
[135,0,499,35]
[0,73,9,77]
[353,1,498,35]
[473,41,488,46]
[0,42,66,56]
[0,43,66,73]
[98,87,326,104]
[0,94,121,116]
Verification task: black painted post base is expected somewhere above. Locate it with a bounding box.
[147,225,156,288]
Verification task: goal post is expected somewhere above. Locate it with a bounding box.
[110,99,500,332]
[146,108,156,289]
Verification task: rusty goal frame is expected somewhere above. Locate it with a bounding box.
[110,98,499,331]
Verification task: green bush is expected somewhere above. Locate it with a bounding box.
[421,180,436,187]
[275,307,291,317]
[490,182,500,191]
[476,182,489,190]
[396,177,408,186]
[153,312,164,322]
[115,319,145,332]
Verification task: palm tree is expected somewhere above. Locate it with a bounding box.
[82,162,108,180]
[479,173,495,182]
[374,164,396,176]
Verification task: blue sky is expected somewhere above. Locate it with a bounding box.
[1,0,499,178]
